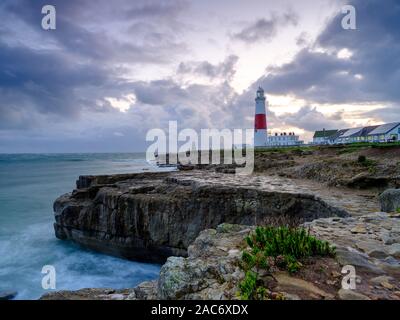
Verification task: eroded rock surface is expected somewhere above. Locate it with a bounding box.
[305,212,400,299]
[43,218,400,300]
[251,146,400,189]
[54,171,361,263]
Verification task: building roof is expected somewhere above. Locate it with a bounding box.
[368,122,400,135]
[313,129,338,138]
[332,129,349,140]
[313,122,400,143]
[338,127,363,138]
[350,125,379,137]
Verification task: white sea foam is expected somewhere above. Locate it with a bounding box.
[0,153,168,299]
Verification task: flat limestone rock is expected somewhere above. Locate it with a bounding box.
[335,248,384,274]
[54,170,352,263]
[273,272,334,299]
[338,288,370,300]
[40,288,134,300]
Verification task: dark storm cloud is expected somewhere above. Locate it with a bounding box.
[232,11,298,43]
[0,0,189,131]
[0,41,119,129]
[132,80,188,106]
[131,78,237,118]
[257,0,400,106]
[177,55,239,81]
[3,0,187,64]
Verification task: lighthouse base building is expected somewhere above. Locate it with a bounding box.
[253,87,304,148]
[266,132,304,147]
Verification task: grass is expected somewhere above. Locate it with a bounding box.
[238,226,335,300]
[254,146,314,155]
[255,142,400,156]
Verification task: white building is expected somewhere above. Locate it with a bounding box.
[312,129,339,145]
[266,132,304,147]
[313,122,400,145]
[366,123,400,142]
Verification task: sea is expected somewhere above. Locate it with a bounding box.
[0,153,174,300]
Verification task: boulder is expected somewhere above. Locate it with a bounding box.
[157,224,251,300]
[379,189,400,212]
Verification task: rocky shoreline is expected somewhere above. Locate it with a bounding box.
[43,214,400,300]
[53,171,357,263]
[45,147,400,300]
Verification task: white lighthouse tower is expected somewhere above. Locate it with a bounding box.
[254,86,267,147]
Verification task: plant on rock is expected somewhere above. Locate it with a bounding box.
[239,226,335,300]
[238,271,267,300]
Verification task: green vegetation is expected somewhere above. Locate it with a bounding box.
[238,271,268,300]
[336,142,400,154]
[356,155,377,173]
[255,142,400,156]
[238,226,335,300]
[255,145,315,154]
[338,141,400,149]
[396,208,400,214]
[357,155,367,163]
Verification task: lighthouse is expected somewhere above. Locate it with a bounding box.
[254,86,267,147]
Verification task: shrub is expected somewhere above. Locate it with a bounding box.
[356,155,377,172]
[239,226,335,300]
[244,226,335,262]
[358,155,366,163]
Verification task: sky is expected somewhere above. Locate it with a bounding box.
[0,0,399,153]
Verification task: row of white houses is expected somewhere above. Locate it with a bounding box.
[313,122,400,145]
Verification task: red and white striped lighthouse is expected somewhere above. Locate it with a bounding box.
[254,86,267,147]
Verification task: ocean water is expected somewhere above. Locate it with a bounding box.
[0,153,172,300]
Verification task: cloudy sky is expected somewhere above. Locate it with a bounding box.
[0,0,399,152]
